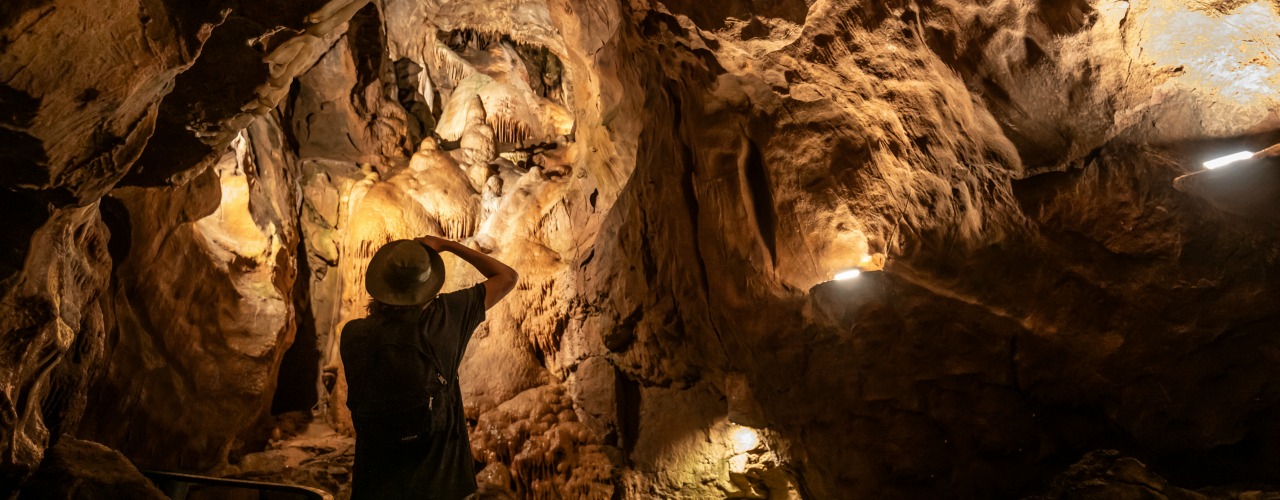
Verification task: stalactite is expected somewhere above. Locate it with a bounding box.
[430,44,476,88]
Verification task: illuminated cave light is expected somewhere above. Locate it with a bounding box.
[860,254,873,264]
[731,426,761,454]
[833,269,862,281]
[727,426,764,474]
[1203,151,1255,169]
[194,131,277,259]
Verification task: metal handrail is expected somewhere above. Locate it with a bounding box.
[142,470,334,500]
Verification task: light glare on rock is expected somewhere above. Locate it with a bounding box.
[834,269,862,281]
[732,426,760,454]
[1203,151,1255,169]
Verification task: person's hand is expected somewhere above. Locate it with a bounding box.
[415,235,454,253]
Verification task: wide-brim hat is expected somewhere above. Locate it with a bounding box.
[365,239,446,306]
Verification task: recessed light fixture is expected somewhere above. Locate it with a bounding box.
[1204,151,1254,169]
[833,269,862,281]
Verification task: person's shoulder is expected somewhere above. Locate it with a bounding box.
[341,317,372,338]
[344,316,370,328]
[443,283,485,303]
[423,284,478,312]
[434,284,472,300]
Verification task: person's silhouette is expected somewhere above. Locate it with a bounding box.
[342,236,517,500]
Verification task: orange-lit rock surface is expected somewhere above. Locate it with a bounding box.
[78,116,301,470]
[3,0,1280,498]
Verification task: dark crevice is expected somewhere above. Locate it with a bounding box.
[280,80,304,153]
[0,188,55,284]
[346,3,385,93]
[436,28,568,107]
[741,138,778,266]
[638,9,683,37]
[0,84,47,188]
[604,307,641,353]
[1024,36,1047,66]
[531,343,546,367]
[394,58,435,145]
[0,82,56,292]
[514,44,564,103]
[615,370,642,457]
[1035,0,1097,35]
[270,237,320,415]
[125,15,271,187]
[98,195,133,265]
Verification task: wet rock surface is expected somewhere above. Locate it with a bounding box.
[3,0,1280,498]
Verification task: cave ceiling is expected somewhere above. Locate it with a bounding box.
[2,0,1280,498]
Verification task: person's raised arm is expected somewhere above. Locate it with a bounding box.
[416,235,518,310]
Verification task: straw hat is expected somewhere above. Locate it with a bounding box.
[365,240,446,306]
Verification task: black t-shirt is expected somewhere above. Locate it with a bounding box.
[340,283,487,500]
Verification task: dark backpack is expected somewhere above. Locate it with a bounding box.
[349,314,454,444]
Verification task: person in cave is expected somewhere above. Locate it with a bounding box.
[340,235,518,500]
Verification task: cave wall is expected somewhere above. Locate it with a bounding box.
[78,113,302,469]
[1,0,211,489]
[0,0,373,489]
[3,0,1280,498]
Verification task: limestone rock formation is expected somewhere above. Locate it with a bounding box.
[3,0,1280,498]
[78,114,301,470]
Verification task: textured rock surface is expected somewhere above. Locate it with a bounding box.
[17,439,166,500]
[0,205,111,494]
[1028,450,1280,500]
[1,0,205,488]
[78,114,301,470]
[220,417,356,499]
[1173,156,1280,224]
[1,0,375,488]
[3,0,1280,498]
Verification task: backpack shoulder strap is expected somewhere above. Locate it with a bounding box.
[416,313,451,387]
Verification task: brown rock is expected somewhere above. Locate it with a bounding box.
[1,0,373,486]
[1029,450,1208,500]
[78,114,300,471]
[1172,156,1280,224]
[6,0,1280,499]
[0,205,112,490]
[292,36,386,165]
[18,439,166,500]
